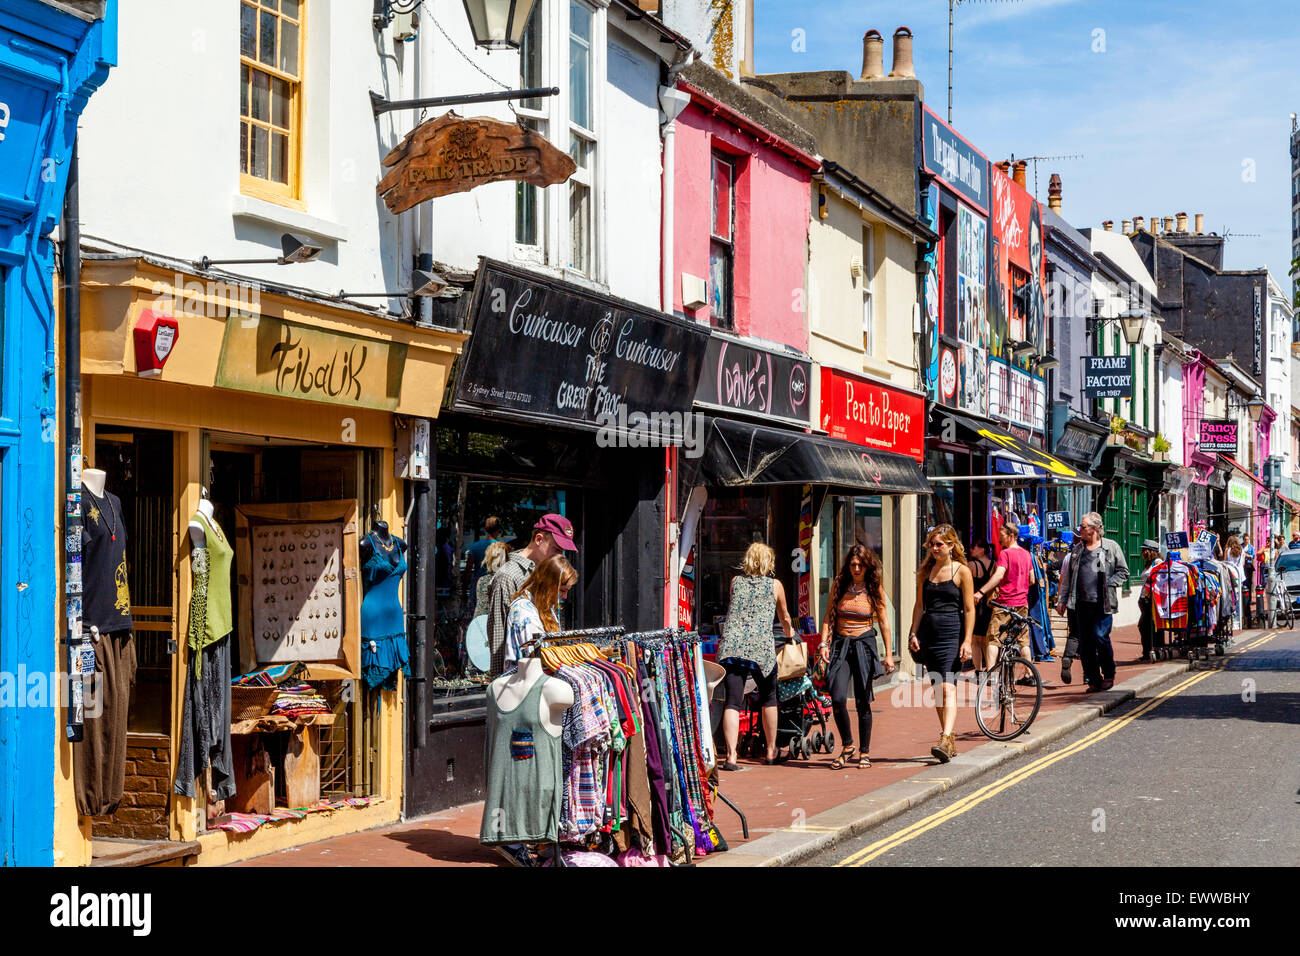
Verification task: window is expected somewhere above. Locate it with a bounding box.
[709,152,736,330]
[862,224,875,355]
[515,14,545,250]
[240,0,303,204]
[567,1,595,275]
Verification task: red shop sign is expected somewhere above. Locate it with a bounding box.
[819,367,925,462]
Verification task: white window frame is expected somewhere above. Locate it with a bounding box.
[512,7,550,265]
[510,1,606,283]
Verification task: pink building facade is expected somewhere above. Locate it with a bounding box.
[669,70,818,351]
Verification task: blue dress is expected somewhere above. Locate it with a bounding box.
[361,532,411,690]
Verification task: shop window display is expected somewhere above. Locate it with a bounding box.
[696,489,770,635]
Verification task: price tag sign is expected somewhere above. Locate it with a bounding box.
[1165,531,1190,551]
[1045,511,1071,531]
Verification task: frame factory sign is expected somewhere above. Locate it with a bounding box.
[1083,354,1133,399]
[378,111,576,213]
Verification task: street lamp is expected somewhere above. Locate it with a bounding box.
[335,269,450,301]
[462,0,538,50]
[1118,312,1147,346]
[1246,397,1266,424]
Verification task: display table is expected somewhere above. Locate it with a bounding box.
[230,713,335,813]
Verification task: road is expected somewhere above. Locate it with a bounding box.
[804,629,1300,867]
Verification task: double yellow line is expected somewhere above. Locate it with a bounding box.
[834,634,1276,866]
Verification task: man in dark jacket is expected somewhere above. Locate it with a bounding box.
[1055,512,1128,692]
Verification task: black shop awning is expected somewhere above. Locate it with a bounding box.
[688,417,931,495]
[931,408,1097,484]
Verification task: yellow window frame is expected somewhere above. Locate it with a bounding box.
[239,0,305,209]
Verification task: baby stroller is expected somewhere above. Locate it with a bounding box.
[735,664,833,760]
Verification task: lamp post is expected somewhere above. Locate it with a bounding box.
[462,0,538,50]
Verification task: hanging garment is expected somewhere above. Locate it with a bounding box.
[189,511,233,674]
[479,674,564,846]
[73,630,137,816]
[360,533,410,690]
[636,654,674,856]
[1149,560,1200,629]
[81,483,133,634]
[174,634,235,802]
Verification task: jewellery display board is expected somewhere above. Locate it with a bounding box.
[235,500,362,680]
[251,522,345,663]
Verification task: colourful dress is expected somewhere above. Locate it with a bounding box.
[360,533,410,690]
[718,575,778,677]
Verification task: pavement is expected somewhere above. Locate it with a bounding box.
[235,621,1228,867]
[803,627,1299,867]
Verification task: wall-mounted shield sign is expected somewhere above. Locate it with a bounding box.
[377,111,576,213]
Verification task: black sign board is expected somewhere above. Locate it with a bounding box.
[694,333,810,426]
[453,259,710,435]
[1054,419,1104,463]
[1045,511,1070,531]
[1083,355,1133,399]
[1165,531,1189,551]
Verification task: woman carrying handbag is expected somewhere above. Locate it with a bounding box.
[820,545,895,769]
[717,542,796,769]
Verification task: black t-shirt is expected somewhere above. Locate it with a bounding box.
[81,484,133,634]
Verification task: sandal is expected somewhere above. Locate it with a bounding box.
[858,753,872,769]
[720,761,744,772]
[829,745,857,770]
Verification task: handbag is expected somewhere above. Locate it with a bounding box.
[775,637,808,681]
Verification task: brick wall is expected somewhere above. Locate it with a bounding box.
[91,733,170,840]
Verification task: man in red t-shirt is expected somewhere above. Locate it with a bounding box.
[974,523,1034,669]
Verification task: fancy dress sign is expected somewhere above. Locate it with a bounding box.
[377,112,577,213]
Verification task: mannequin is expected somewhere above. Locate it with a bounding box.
[175,484,235,809]
[360,518,410,690]
[490,657,573,735]
[75,465,136,818]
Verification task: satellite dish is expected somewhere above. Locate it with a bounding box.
[466,616,489,672]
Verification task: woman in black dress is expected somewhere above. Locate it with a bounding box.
[907,524,975,763]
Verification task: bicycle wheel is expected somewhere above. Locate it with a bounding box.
[975,656,1042,741]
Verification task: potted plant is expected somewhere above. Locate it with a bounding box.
[1108,414,1126,446]
[1152,433,1171,462]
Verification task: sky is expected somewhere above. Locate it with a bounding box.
[753,0,1299,286]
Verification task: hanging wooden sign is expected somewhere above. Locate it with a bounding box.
[377,111,576,213]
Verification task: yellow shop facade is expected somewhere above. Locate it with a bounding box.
[55,250,462,866]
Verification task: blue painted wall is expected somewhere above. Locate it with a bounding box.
[0,0,116,867]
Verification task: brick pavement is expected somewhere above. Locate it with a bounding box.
[237,622,1171,867]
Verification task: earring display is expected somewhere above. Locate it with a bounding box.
[251,521,345,663]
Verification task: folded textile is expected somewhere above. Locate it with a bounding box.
[231,663,306,687]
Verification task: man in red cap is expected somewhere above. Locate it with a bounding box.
[486,513,578,676]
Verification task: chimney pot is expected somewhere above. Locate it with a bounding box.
[1163,216,1175,233]
[1122,220,1133,234]
[995,160,1012,175]
[1176,212,1189,233]
[860,29,884,79]
[1195,213,1204,234]
[1012,160,1028,188]
[1048,173,1062,213]
[1151,214,1160,234]
[1133,216,1146,232]
[1102,220,1114,232]
[889,26,915,79]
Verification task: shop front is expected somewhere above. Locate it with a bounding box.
[1222,456,1269,557]
[1096,446,1169,583]
[1050,414,1106,526]
[413,259,710,818]
[62,252,463,865]
[0,0,115,866]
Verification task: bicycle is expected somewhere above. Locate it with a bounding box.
[975,601,1044,741]
[1264,567,1295,630]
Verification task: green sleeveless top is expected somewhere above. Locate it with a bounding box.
[479,675,563,846]
[188,511,233,675]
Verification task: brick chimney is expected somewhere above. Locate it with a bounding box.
[1163,216,1175,233]
[1122,219,1132,234]
[1151,214,1160,233]
[1195,212,1204,234]
[1133,216,1145,232]
[889,26,915,78]
[1176,212,1189,233]
[1102,220,1113,232]
[1048,173,1062,213]
[1012,160,1028,188]
[861,29,884,79]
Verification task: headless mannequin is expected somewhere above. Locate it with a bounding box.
[188,491,214,548]
[360,519,404,562]
[489,657,572,736]
[83,467,107,498]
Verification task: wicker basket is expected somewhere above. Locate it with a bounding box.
[231,686,279,721]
